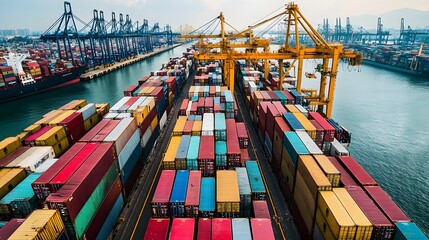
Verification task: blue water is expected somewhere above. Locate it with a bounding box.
[0,43,428,234]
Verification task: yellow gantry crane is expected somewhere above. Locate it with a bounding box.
[181,3,362,118]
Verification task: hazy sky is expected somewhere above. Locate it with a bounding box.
[1,0,428,32]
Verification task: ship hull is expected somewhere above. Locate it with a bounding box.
[0,66,87,103]
[363,59,429,78]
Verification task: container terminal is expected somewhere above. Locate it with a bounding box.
[0,2,428,240]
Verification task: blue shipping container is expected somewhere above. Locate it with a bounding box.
[199,177,215,217]
[214,113,227,141]
[245,161,266,200]
[282,131,309,167]
[121,142,143,184]
[289,90,304,105]
[187,136,200,170]
[283,113,304,131]
[96,193,124,240]
[118,129,140,170]
[393,222,428,240]
[176,135,191,169]
[274,91,287,105]
[215,141,227,168]
[170,170,189,217]
[236,168,252,217]
[232,218,252,240]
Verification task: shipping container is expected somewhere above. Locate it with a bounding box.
[192,120,202,136]
[330,138,350,156]
[152,170,176,218]
[253,200,270,219]
[163,136,181,170]
[251,218,275,240]
[118,129,140,170]
[24,126,53,146]
[236,167,252,217]
[214,113,226,141]
[236,122,249,149]
[282,131,309,167]
[0,173,41,220]
[316,191,357,240]
[104,117,138,156]
[327,156,358,187]
[183,120,193,135]
[34,126,67,146]
[173,116,187,136]
[226,119,241,167]
[202,113,214,136]
[84,113,100,131]
[337,156,377,186]
[96,188,124,240]
[215,141,227,168]
[184,171,201,218]
[333,188,373,240]
[347,186,395,240]
[308,112,335,142]
[212,218,232,240]
[170,218,195,240]
[175,135,191,170]
[198,218,212,240]
[232,218,252,240]
[312,155,341,187]
[0,168,27,200]
[199,177,215,217]
[216,171,240,216]
[245,161,266,200]
[8,209,65,240]
[0,218,25,239]
[296,131,323,155]
[6,146,55,173]
[364,186,409,222]
[170,170,189,218]
[59,100,87,110]
[48,110,75,126]
[187,136,200,170]
[393,222,428,240]
[143,218,170,240]
[198,136,215,177]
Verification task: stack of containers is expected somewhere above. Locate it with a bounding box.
[176,135,191,169]
[5,146,55,173]
[0,218,25,239]
[152,170,176,218]
[187,136,200,170]
[245,161,266,201]
[224,90,235,119]
[253,200,270,219]
[184,171,201,217]
[199,177,215,218]
[236,168,251,218]
[226,119,241,168]
[216,170,240,217]
[198,136,215,176]
[170,170,189,218]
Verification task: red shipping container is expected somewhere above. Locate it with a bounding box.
[272,101,287,115]
[226,119,241,167]
[79,119,109,142]
[60,112,84,135]
[179,99,189,116]
[197,98,205,115]
[48,143,100,192]
[253,200,270,219]
[0,147,31,167]
[152,170,176,218]
[209,86,216,97]
[258,102,269,136]
[140,108,157,135]
[240,149,250,167]
[32,143,87,203]
[198,218,212,240]
[338,156,377,186]
[266,103,281,142]
[327,157,358,187]
[260,91,271,101]
[212,218,232,240]
[68,124,86,145]
[143,218,170,240]
[347,186,395,239]
[170,218,195,240]
[198,136,215,177]
[24,126,53,146]
[267,91,279,101]
[139,76,150,85]
[82,177,122,240]
[205,97,214,113]
[150,87,165,103]
[183,121,193,135]
[124,84,139,96]
[236,122,248,149]
[123,96,140,107]
[308,112,335,142]
[251,218,275,240]
[0,218,25,239]
[364,186,409,222]
[189,102,197,115]
[185,170,201,217]
[91,120,121,142]
[281,91,295,104]
[233,98,238,118]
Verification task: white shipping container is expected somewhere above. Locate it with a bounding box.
[160,111,167,130]
[141,97,155,112]
[141,126,152,148]
[194,86,200,97]
[116,113,132,119]
[118,129,141,170]
[248,81,257,94]
[6,146,55,172]
[110,97,131,113]
[296,131,323,155]
[202,113,214,136]
[33,158,58,173]
[104,112,119,119]
[104,118,138,155]
[127,97,146,113]
[330,139,350,156]
[186,101,192,116]
[215,86,221,94]
[295,104,309,117]
[77,103,96,121]
[232,218,252,240]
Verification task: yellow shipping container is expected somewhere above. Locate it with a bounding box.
[253,91,263,108]
[144,97,156,112]
[317,191,357,240]
[313,155,341,187]
[16,132,30,141]
[52,137,70,157]
[163,136,181,170]
[173,116,187,136]
[0,168,26,199]
[0,137,22,161]
[150,115,159,132]
[333,188,373,240]
[134,105,150,126]
[84,113,100,131]
[48,110,76,126]
[8,209,65,240]
[23,124,41,134]
[189,86,195,98]
[96,103,110,117]
[293,171,317,235]
[59,99,87,110]
[191,120,202,136]
[293,112,317,141]
[137,87,148,96]
[216,170,240,213]
[279,152,294,199]
[297,155,332,200]
[285,104,300,113]
[35,126,67,146]
[34,110,64,125]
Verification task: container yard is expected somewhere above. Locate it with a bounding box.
[0,1,428,240]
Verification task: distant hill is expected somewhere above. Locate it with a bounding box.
[348,8,429,31]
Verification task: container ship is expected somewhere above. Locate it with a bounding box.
[0,51,87,103]
[347,43,429,78]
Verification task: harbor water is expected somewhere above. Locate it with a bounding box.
[0,43,428,234]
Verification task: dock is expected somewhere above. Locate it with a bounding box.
[79,44,183,80]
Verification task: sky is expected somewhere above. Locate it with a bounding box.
[0,0,428,32]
